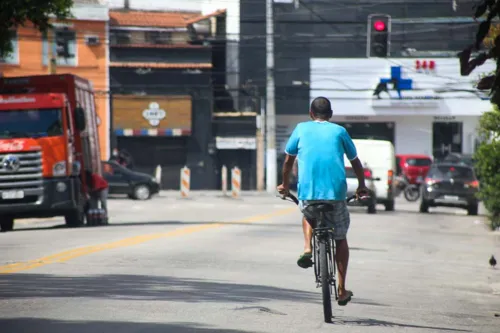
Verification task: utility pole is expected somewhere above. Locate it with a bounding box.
[48,28,57,74]
[265,0,277,192]
[256,96,265,191]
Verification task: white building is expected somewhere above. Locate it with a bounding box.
[277,58,495,158]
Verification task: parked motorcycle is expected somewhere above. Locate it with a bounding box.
[404,176,423,202]
[394,175,421,202]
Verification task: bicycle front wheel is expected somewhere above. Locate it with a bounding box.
[319,240,333,323]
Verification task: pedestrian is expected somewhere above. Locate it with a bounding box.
[86,170,109,224]
[119,149,134,169]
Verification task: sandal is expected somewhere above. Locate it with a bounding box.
[297,252,313,269]
[337,290,353,306]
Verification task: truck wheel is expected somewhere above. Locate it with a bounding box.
[384,200,395,211]
[65,196,86,228]
[0,217,14,232]
[65,209,85,228]
[133,184,151,200]
[367,203,377,214]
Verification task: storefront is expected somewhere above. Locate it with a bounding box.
[112,94,192,189]
[275,58,495,158]
[277,115,479,159]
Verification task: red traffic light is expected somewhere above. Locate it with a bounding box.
[373,20,386,31]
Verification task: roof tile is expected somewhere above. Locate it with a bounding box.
[110,10,201,28]
[186,9,226,25]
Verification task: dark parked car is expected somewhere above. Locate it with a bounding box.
[419,163,479,215]
[443,153,475,167]
[102,161,160,200]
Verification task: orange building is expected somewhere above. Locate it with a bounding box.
[0,1,110,160]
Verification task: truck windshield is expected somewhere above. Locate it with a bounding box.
[0,108,63,138]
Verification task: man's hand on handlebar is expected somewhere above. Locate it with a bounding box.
[277,183,290,198]
[356,185,370,199]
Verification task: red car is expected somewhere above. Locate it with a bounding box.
[396,154,433,184]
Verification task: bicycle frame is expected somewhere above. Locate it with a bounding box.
[312,211,338,301]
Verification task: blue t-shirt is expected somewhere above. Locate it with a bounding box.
[285,121,358,201]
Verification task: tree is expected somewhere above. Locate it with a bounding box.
[0,0,73,58]
[460,1,500,230]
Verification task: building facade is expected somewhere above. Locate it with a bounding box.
[0,0,110,160]
[109,8,228,189]
[277,58,494,159]
[239,0,486,162]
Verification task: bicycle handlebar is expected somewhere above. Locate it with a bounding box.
[278,192,370,206]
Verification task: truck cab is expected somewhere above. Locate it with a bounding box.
[0,74,100,232]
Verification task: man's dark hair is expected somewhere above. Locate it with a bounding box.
[310,97,332,119]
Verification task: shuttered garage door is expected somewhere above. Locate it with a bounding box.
[116,136,188,189]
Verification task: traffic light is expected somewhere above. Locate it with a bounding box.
[367,14,391,58]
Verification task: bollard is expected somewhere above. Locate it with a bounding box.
[231,167,241,198]
[221,165,228,196]
[154,165,162,185]
[180,166,190,198]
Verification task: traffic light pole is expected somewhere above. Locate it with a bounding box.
[265,0,277,193]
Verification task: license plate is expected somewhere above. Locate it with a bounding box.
[444,195,459,201]
[1,190,24,200]
[417,176,423,182]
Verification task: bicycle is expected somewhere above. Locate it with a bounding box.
[278,191,369,323]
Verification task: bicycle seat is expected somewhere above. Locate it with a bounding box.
[308,203,335,213]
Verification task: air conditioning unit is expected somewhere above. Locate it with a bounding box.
[85,35,100,46]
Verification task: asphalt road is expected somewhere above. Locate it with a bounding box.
[1,192,499,333]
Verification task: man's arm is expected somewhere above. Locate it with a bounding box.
[278,126,300,192]
[349,157,366,189]
[282,154,296,188]
[341,128,368,192]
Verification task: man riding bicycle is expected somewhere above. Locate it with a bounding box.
[277,96,369,306]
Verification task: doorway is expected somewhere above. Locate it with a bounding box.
[432,122,463,159]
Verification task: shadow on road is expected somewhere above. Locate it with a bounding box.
[332,316,471,332]
[0,273,319,304]
[350,208,484,217]
[0,318,259,333]
[12,220,295,232]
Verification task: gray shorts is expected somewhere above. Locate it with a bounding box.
[299,200,350,240]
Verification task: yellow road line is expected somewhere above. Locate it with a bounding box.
[0,207,295,274]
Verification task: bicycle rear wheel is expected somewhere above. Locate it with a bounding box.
[319,240,333,323]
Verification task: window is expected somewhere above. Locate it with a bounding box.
[428,166,476,181]
[42,28,77,66]
[0,30,19,64]
[345,167,357,179]
[0,108,63,138]
[110,30,131,45]
[145,31,172,44]
[406,158,432,167]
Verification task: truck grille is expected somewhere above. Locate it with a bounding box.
[0,151,43,204]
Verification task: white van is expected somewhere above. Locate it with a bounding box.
[344,139,397,211]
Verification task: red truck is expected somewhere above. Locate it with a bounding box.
[0,74,102,232]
